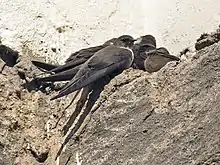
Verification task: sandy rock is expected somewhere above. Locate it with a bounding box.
[1,35,220,165]
[56,42,220,165]
[2,1,220,165]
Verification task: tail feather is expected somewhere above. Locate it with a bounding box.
[50,59,85,73]
[37,67,79,82]
[32,60,58,72]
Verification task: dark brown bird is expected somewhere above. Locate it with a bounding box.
[31,60,58,73]
[132,35,180,72]
[51,35,135,100]
[144,47,180,73]
[132,35,157,70]
[0,44,19,72]
[33,36,132,83]
[31,37,118,74]
[135,34,156,47]
[54,35,136,160]
[35,65,81,82]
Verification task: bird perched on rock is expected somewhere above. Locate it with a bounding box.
[0,44,19,72]
[132,35,180,72]
[31,37,118,75]
[32,37,130,83]
[135,34,156,47]
[51,35,135,100]
[54,35,136,160]
[144,47,180,73]
[64,37,118,64]
[132,35,157,70]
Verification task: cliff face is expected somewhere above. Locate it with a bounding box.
[1,37,220,165]
[2,1,220,164]
[57,43,220,165]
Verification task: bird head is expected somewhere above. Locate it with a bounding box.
[134,35,156,48]
[117,35,136,48]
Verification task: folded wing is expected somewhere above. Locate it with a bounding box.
[37,65,81,82]
[51,46,133,100]
[31,60,58,73]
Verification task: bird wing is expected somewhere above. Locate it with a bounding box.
[31,60,58,72]
[135,45,156,60]
[37,65,80,82]
[50,45,105,73]
[65,45,105,63]
[146,49,180,61]
[50,58,85,73]
[51,46,132,100]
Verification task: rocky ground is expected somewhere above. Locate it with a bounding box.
[0,27,220,165]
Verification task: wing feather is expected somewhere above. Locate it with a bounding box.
[51,46,133,100]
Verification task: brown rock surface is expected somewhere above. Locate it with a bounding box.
[1,40,220,165]
[59,42,220,165]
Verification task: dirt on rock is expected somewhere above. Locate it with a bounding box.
[1,29,220,165]
[0,45,74,165]
[195,26,220,51]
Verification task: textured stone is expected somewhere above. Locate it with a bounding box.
[56,42,220,165]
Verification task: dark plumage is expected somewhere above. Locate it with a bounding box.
[132,35,180,72]
[56,72,123,160]
[135,34,156,47]
[132,35,156,70]
[30,35,136,160]
[31,38,119,74]
[31,60,58,73]
[54,35,135,160]
[35,65,81,82]
[32,36,134,84]
[51,35,135,100]
[144,47,180,73]
[0,44,19,67]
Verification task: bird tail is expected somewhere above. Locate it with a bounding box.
[37,67,79,82]
[51,62,122,100]
[32,60,58,73]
